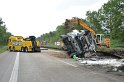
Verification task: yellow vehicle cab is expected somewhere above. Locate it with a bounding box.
[8,36,23,51]
[8,36,41,52]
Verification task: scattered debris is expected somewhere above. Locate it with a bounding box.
[78,58,124,73]
[80,59,124,67]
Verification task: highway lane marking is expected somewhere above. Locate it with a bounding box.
[9,52,19,82]
[56,59,78,67]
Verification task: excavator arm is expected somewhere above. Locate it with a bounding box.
[65,18,96,36]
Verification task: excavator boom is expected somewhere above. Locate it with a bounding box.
[65,18,96,36]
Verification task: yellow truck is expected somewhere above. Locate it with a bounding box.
[8,36,23,51]
[21,36,41,52]
[8,36,41,52]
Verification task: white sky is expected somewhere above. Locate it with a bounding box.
[0,0,108,37]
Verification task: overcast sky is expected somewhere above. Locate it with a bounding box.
[0,0,108,37]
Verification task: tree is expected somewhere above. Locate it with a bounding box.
[0,17,11,46]
[86,0,124,42]
[86,11,104,33]
[102,0,124,40]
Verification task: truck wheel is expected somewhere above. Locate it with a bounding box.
[21,47,24,52]
[13,47,15,52]
[38,49,41,52]
[25,47,28,52]
[9,47,12,52]
[32,48,35,52]
[37,48,41,52]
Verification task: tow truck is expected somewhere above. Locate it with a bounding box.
[8,36,41,52]
[8,36,23,51]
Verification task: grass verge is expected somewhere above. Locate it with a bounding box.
[0,46,7,53]
[111,39,124,48]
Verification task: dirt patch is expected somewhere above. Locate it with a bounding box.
[48,50,69,58]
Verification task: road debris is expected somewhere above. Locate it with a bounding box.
[78,58,124,73]
[79,59,124,67]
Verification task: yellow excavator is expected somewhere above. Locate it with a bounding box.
[65,18,110,48]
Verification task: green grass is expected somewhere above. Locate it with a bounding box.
[0,46,7,53]
[96,39,124,52]
[97,47,124,52]
[111,39,124,48]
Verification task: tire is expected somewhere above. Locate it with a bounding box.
[9,47,12,52]
[13,47,15,52]
[38,50,41,52]
[32,48,35,52]
[21,47,24,52]
[37,48,41,52]
[25,47,28,52]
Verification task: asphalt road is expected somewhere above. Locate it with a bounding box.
[0,50,124,82]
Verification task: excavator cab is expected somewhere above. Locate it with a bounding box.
[96,34,105,46]
[96,34,110,48]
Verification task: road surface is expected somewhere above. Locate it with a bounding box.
[0,50,124,82]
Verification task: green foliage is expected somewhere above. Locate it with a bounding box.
[111,39,124,48]
[86,11,103,33]
[0,18,11,46]
[37,25,65,45]
[100,0,124,40]
[86,0,124,46]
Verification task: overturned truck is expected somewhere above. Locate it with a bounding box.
[61,30,96,58]
[61,18,97,58]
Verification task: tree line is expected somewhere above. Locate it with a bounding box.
[38,0,124,47]
[0,17,11,46]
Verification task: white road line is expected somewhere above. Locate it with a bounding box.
[56,59,78,67]
[9,52,19,82]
